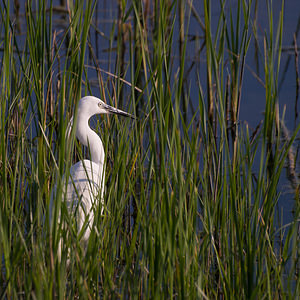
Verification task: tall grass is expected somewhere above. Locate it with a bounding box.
[0,0,299,298]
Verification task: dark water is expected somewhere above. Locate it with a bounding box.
[5,0,300,226]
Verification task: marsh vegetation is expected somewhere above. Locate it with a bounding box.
[0,0,299,298]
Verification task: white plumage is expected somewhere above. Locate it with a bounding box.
[50,96,134,260]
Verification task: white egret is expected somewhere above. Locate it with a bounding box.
[51,96,134,259]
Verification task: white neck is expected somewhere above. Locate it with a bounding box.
[76,115,104,166]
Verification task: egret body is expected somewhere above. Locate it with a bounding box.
[51,96,134,258]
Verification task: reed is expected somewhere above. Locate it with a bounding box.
[0,0,299,298]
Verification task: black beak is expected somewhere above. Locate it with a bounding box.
[104,103,136,119]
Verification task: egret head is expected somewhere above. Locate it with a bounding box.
[78,96,135,119]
